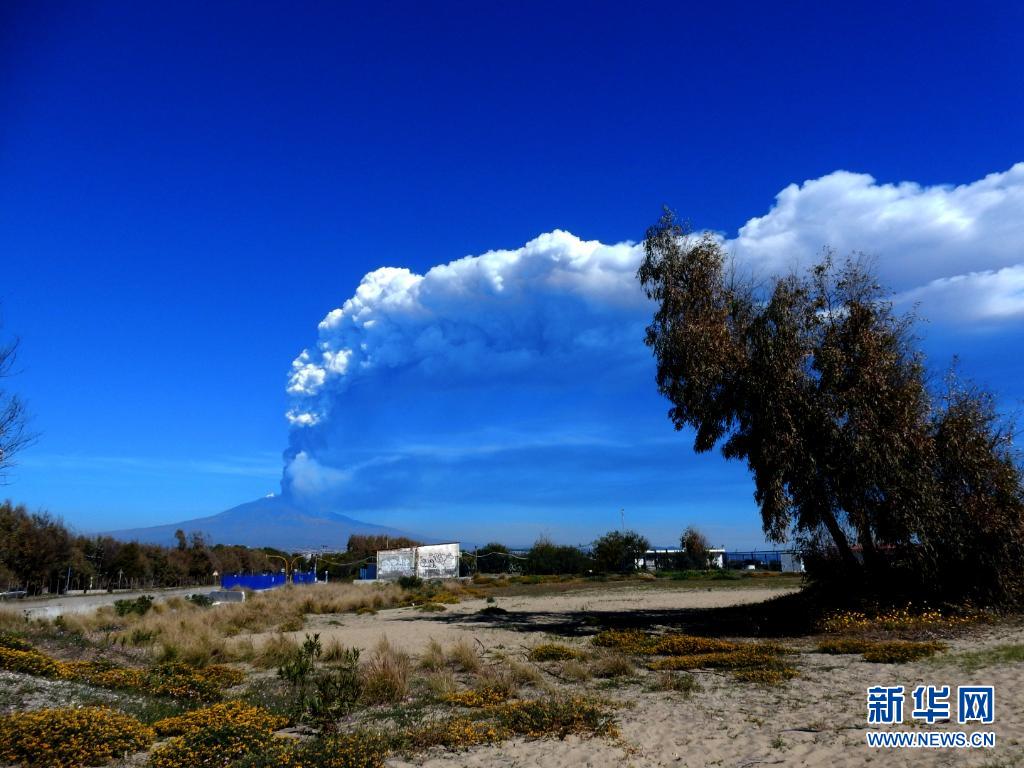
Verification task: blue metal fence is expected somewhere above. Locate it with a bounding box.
[220,573,287,591]
[220,572,320,590]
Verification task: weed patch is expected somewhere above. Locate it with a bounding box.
[0,707,153,768]
[528,643,584,662]
[494,696,618,740]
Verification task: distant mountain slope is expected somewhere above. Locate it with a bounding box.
[106,495,425,550]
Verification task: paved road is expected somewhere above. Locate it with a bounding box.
[3,587,202,619]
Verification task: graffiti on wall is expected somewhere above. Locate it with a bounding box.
[415,543,460,580]
[376,547,416,580]
[376,543,460,581]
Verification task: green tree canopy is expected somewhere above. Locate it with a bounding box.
[638,209,1024,604]
[592,530,650,574]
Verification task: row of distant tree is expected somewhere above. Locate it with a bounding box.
[0,509,721,596]
[467,526,713,576]
[0,501,283,595]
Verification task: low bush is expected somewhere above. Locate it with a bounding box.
[0,631,32,651]
[861,641,945,663]
[815,637,945,662]
[278,633,362,728]
[143,662,241,700]
[153,700,286,738]
[406,717,505,751]
[528,643,584,662]
[0,707,154,768]
[0,636,240,701]
[817,606,983,634]
[0,646,64,677]
[444,687,510,708]
[494,696,618,740]
[733,667,799,684]
[231,731,390,768]
[148,718,278,768]
[816,637,873,655]
[591,629,656,654]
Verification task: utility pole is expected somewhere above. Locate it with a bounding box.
[620,508,625,531]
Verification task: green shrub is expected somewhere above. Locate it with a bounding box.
[278,633,362,729]
[114,595,155,617]
[524,537,592,576]
[592,530,649,574]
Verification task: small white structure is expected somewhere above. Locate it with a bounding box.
[640,547,726,570]
[377,542,460,581]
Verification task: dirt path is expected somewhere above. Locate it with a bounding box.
[8,586,201,619]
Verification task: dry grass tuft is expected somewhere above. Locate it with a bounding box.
[589,651,635,679]
[254,633,301,669]
[419,639,446,671]
[560,659,591,682]
[505,659,545,687]
[423,670,458,700]
[361,637,411,705]
[447,638,482,673]
[651,671,700,694]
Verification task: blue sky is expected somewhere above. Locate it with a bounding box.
[2,1,1023,547]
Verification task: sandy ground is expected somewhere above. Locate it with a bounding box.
[4,581,1020,767]
[291,584,801,656]
[273,583,1023,768]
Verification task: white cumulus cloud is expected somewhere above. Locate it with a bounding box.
[727,163,1024,289]
[896,264,1024,323]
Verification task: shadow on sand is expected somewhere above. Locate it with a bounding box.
[399,590,822,640]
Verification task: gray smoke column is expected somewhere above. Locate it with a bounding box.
[280,229,651,516]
